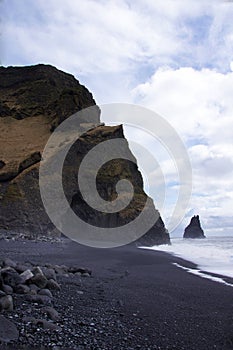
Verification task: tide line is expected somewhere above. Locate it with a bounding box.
[173,262,233,288]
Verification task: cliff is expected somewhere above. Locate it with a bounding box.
[0,64,170,246]
[183,215,205,239]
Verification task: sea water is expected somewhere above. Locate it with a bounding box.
[143,236,233,279]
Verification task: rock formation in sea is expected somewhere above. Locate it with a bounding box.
[183,215,205,239]
[0,64,170,246]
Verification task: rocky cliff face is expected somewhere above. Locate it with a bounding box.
[0,64,170,246]
[183,215,205,239]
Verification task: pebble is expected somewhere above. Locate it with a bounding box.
[35,319,62,332]
[0,295,14,311]
[42,306,60,321]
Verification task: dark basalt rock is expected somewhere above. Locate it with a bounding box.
[183,215,206,239]
[0,64,170,246]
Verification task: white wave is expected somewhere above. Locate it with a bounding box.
[141,236,233,279]
[173,263,233,288]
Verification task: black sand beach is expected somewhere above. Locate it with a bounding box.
[0,238,232,350]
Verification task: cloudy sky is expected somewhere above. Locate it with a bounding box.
[1,0,233,236]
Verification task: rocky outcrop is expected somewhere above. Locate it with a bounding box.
[183,215,205,239]
[0,64,99,237]
[0,64,170,246]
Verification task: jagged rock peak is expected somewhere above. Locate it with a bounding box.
[183,215,206,239]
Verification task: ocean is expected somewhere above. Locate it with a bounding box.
[142,236,233,285]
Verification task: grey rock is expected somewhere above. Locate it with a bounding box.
[68,266,92,275]
[46,279,61,291]
[1,267,21,287]
[3,258,17,269]
[14,284,30,294]
[15,263,32,273]
[29,267,47,288]
[29,283,39,292]
[41,267,57,281]
[0,295,14,311]
[32,266,44,276]
[43,306,60,321]
[35,319,62,332]
[38,288,53,298]
[54,265,67,275]
[0,315,19,342]
[19,269,34,283]
[2,284,13,294]
[25,294,52,305]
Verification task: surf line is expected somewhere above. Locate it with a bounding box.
[173,263,233,288]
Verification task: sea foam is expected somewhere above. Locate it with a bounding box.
[142,236,233,279]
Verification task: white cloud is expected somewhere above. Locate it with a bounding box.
[132,67,233,234]
[1,0,233,235]
[2,0,233,103]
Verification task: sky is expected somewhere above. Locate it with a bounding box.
[1,0,233,237]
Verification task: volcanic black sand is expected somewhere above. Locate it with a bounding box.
[0,238,232,350]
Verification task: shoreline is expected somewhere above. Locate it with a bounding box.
[141,236,233,280]
[140,246,233,286]
[0,238,233,349]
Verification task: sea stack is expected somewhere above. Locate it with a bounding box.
[183,215,205,239]
[0,64,170,246]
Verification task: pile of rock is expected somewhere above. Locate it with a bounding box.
[0,230,63,242]
[0,258,91,312]
[0,258,92,344]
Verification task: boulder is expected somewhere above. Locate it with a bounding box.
[46,279,61,291]
[14,284,30,294]
[29,284,39,293]
[19,269,34,283]
[1,267,21,287]
[2,285,13,294]
[41,267,57,281]
[183,215,206,239]
[38,288,53,298]
[25,294,52,305]
[15,263,32,273]
[0,315,19,342]
[29,267,47,288]
[2,258,17,269]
